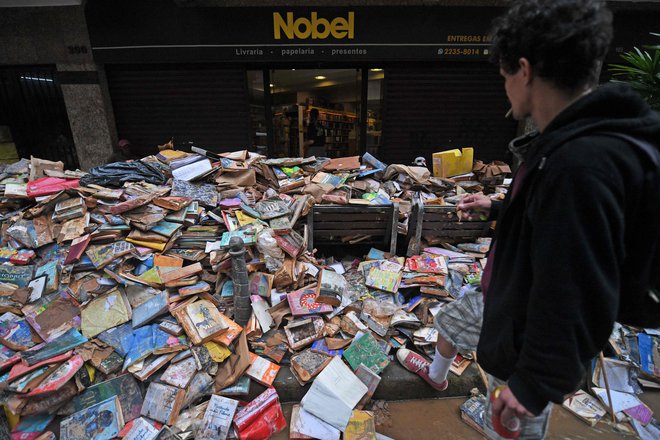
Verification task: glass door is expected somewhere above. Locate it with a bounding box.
[269,69,361,158]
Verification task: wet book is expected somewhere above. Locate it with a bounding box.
[132,291,169,329]
[343,333,390,374]
[141,382,186,425]
[195,395,239,440]
[315,269,347,307]
[60,396,124,440]
[459,394,487,437]
[354,364,381,410]
[20,328,87,366]
[81,289,132,338]
[246,352,280,387]
[562,390,607,426]
[27,354,84,396]
[0,312,37,350]
[22,290,81,342]
[344,410,377,440]
[72,373,143,422]
[173,300,228,345]
[160,356,198,389]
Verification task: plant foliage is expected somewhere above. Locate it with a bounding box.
[609,33,660,111]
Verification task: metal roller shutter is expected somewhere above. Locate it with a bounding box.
[382,63,517,166]
[106,65,250,157]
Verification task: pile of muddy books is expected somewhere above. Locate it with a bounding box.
[0,146,507,439]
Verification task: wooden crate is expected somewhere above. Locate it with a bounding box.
[307,203,399,255]
[406,195,490,256]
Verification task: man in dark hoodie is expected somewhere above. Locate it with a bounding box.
[396,0,660,438]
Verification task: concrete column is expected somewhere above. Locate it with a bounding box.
[58,64,116,171]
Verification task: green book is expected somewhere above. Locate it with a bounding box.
[343,333,390,374]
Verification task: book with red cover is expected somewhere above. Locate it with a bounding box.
[27,354,84,396]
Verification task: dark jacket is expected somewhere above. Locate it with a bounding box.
[477,83,660,415]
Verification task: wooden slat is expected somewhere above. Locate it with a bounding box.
[314,213,390,222]
[423,230,484,238]
[315,224,387,231]
[314,229,387,237]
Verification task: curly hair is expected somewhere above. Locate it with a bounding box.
[490,0,613,92]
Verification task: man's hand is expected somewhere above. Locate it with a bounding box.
[457,193,492,220]
[492,386,534,429]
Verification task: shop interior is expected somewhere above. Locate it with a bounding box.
[248,68,384,158]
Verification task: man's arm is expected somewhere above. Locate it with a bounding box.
[508,167,623,415]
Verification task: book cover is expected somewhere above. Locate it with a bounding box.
[274,231,305,258]
[160,356,198,389]
[72,373,143,422]
[288,288,334,316]
[122,417,161,440]
[405,254,448,275]
[179,300,228,344]
[562,390,607,426]
[64,234,91,265]
[219,375,251,396]
[182,371,215,408]
[285,317,325,351]
[11,414,55,440]
[290,349,333,386]
[300,356,368,431]
[344,410,376,440]
[316,269,347,307]
[131,353,176,382]
[20,328,87,366]
[0,265,35,288]
[131,291,168,329]
[248,272,274,298]
[246,352,280,387]
[459,394,487,436]
[27,354,84,396]
[81,289,132,338]
[85,241,134,269]
[7,365,55,394]
[354,364,382,410]
[60,396,124,440]
[343,333,390,374]
[22,289,81,342]
[149,220,182,238]
[178,281,210,296]
[141,382,185,425]
[290,404,340,440]
[0,312,37,351]
[365,267,402,293]
[196,395,239,440]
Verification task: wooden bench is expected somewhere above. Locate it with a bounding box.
[307,203,399,255]
[405,194,491,256]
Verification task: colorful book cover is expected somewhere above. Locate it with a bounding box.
[288,288,333,316]
[311,339,345,357]
[20,328,87,366]
[248,272,274,298]
[27,354,84,396]
[354,364,382,409]
[97,322,133,357]
[344,410,376,440]
[343,333,390,374]
[60,396,124,440]
[182,372,215,408]
[72,373,143,422]
[131,291,168,329]
[185,300,228,342]
[274,231,304,258]
[246,352,280,387]
[122,417,161,440]
[219,230,256,247]
[0,264,34,288]
[0,313,37,350]
[149,220,182,238]
[11,414,55,440]
[219,375,251,396]
[365,267,402,293]
[405,254,448,275]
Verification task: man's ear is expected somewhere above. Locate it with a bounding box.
[518,58,533,85]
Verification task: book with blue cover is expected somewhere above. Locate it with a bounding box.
[60,395,124,440]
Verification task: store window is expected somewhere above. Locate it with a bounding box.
[270,69,361,158]
[247,71,267,154]
[367,68,384,155]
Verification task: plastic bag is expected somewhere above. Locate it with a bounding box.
[363,297,400,318]
[79,160,167,188]
[256,229,285,272]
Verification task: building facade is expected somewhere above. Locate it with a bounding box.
[1,0,658,169]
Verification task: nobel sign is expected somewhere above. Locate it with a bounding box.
[273,12,355,40]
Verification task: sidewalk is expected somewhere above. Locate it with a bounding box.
[274,391,660,439]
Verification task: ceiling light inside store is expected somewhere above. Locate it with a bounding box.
[370,68,383,72]
[314,75,326,80]
[270,84,274,87]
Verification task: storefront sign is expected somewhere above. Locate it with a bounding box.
[273,12,355,40]
[85,1,656,64]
